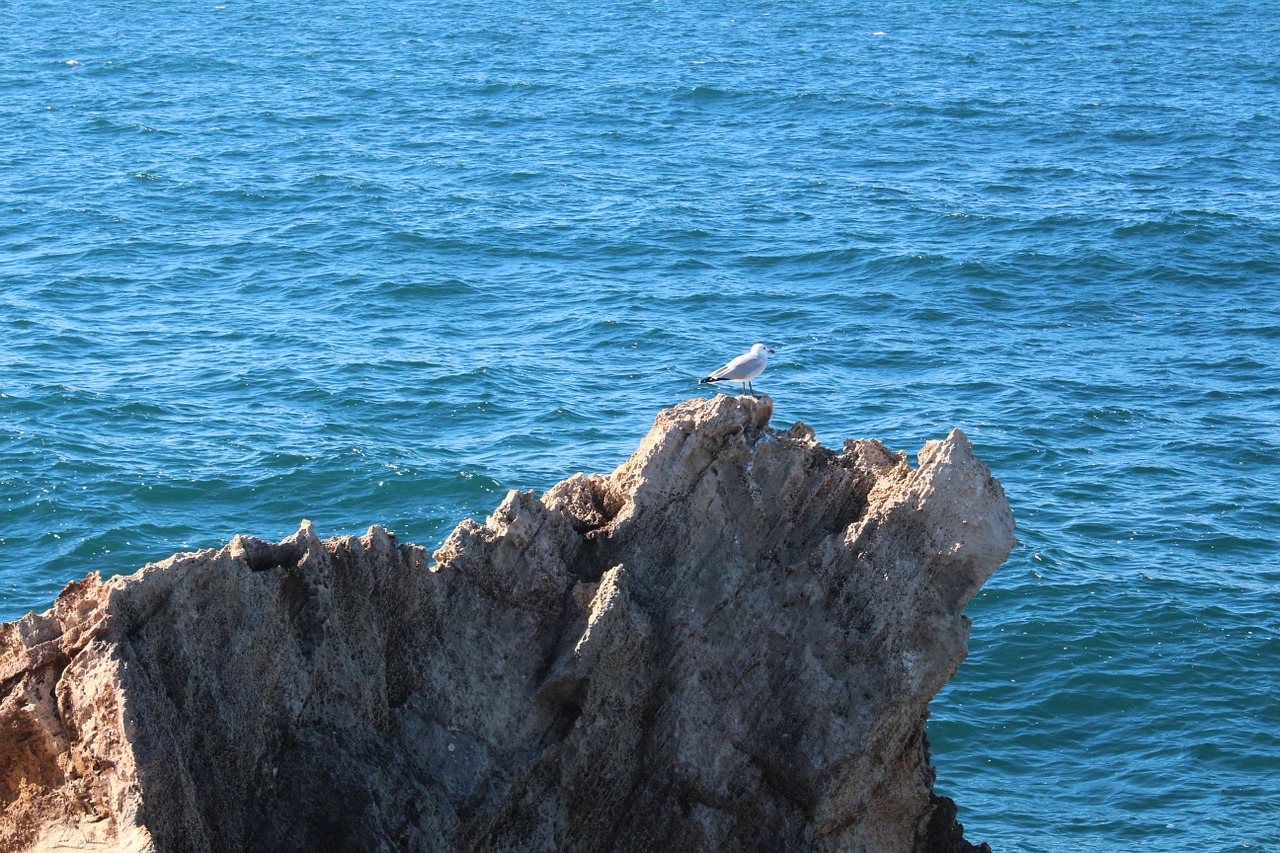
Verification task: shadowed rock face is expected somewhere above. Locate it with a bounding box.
[0,396,1015,853]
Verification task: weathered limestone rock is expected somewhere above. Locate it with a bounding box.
[0,396,1015,852]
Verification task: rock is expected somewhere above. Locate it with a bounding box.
[0,396,1014,853]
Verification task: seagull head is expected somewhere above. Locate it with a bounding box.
[751,343,776,356]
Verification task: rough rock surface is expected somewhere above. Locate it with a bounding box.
[0,395,1015,853]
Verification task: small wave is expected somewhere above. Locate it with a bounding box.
[683,85,731,101]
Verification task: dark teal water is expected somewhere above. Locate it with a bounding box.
[3,0,1278,848]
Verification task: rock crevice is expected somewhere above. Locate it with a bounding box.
[0,396,1015,852]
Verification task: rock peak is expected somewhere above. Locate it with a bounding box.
[0,400,1014,853]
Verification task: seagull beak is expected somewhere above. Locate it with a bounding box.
[766,348,776,354]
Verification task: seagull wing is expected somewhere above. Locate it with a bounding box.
[709,350,758,381]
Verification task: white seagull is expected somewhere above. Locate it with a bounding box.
[699,343,775,396]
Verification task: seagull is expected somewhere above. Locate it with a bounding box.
[699,343,775,396]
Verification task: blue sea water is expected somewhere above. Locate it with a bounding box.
[2,0,1278,848]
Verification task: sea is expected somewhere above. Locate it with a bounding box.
[2,0,1277,849]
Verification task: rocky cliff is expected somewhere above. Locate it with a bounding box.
[0,395,1015,853]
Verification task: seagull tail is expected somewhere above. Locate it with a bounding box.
[699,376,724,384]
